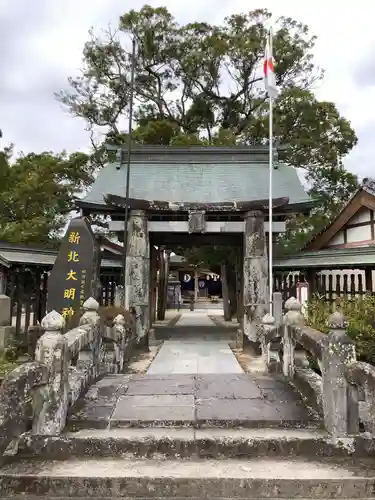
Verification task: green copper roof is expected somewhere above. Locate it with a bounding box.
[80,146,310,208]
[274,246,375,269]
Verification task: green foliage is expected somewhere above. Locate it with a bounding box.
[178,245,241,271]
[59,6,356,169]
[57,5,359,262]
[306,294,375,365]
[0,358,18,381]
[3,347,18,362]
[0,146,94,245]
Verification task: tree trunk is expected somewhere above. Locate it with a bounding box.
[221,262,230,321]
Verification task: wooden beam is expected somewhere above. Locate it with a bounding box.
[104,194,290,212]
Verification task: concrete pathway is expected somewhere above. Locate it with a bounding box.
[148,311,242,375]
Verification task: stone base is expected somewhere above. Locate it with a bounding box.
[0,325,15,352]
[243,333,262,356]
[0,295,11,327]
[235,329,243,351]
[136,333,150,353]
[148,328,162,347]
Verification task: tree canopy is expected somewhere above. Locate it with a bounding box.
[58,5,359,257]
[59,6,357,166]
[0,146,93,246]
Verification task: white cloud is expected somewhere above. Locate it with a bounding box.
[1,0,374,179]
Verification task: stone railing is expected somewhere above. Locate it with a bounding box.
[0,297,135,453]
[0,362,48,458]
[345,361,375,434]
[259,298,363,438]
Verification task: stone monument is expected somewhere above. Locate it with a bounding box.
[47,217,101,328]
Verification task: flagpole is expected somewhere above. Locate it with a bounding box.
[268,29,274,316]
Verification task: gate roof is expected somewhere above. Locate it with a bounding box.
[77,146,311,213]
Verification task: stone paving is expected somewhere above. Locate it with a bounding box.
[153,309,238,342]
[68,373,315,429]
[147,340,243,374]
[149,311,242,374]
[67,311,318,430]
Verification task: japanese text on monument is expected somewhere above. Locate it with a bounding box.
[46,218,100,327]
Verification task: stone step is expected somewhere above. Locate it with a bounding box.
[7,498,375,500]
[16,428,375,460]
[1,456,375,498]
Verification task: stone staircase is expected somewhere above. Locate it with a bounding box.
[1,373,375,499]
[2,304,375,499]
[1,424,375,498]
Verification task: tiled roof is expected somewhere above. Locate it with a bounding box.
[274,246,375,268]
[80,147,310,207]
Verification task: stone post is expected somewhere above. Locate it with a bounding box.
[77,297,100,377]
[243,211,268,345]
[113,314,126,372]
[125,210,150,344]
[33,310,69,435]
[114,286,124,307]
[283,297,303,379]
[0,294,13,353]
[322,311,356,437]
[273,292,283,328]
[260,313,276,370]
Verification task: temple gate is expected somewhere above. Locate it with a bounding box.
[77,145,312,347]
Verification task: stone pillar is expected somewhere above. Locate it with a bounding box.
[283,297,303,378]
[322,311,356,437]
[0,294,13,353]
[33,310,69,434]
[125,210,150,343]
[243,211,269,344]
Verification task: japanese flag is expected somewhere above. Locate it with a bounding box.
[263,33,278,98]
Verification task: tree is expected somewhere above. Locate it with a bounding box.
[0,147,94,246]
[59,6,356,165]
[58,5,359,256]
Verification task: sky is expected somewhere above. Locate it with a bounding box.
[1,0,374,180]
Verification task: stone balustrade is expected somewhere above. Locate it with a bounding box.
[345,361,375,434]
[0,362,48,459]
[0,297,136,453]
[259,297,361,438]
